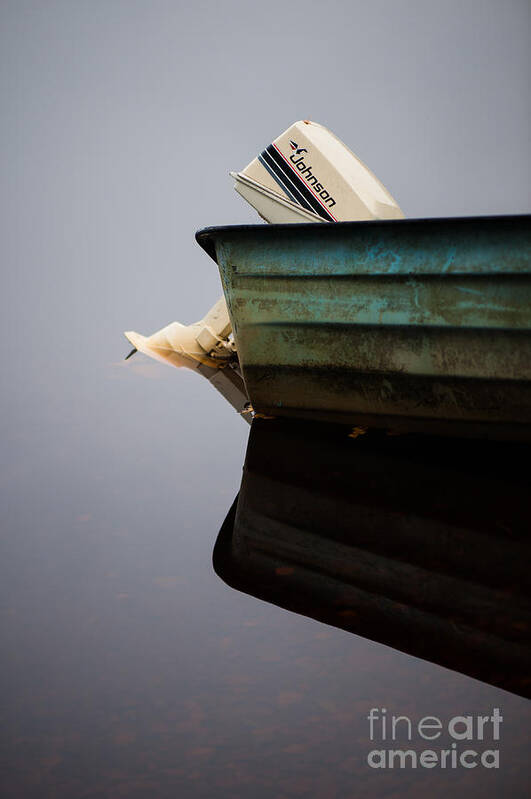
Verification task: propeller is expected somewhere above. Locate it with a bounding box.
[124,347,137,360]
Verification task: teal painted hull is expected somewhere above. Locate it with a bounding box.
[197,216,531,439]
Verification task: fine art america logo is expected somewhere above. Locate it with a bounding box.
[366,707,503,769]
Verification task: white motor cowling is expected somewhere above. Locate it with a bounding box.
[232,119,404,224]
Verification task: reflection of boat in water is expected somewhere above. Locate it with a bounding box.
[214,418,531,697]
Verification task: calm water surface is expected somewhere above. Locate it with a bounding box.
[2,2,530,796]
[1,354,530,799]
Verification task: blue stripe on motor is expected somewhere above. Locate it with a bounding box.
[257,154,300,205]
[260,149,317,214]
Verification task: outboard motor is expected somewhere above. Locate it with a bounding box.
[232,119,403,223]
[124,121,404,417]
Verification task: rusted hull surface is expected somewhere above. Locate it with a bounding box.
[196,215,531,438]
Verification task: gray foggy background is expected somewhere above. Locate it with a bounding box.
[1,2,530,797]
[2,0,530,461]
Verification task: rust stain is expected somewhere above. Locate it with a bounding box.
[348,426,368,439]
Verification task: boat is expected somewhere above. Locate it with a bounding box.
[124,121,531,438]
[197,214,531,439]
[214,417,531,698]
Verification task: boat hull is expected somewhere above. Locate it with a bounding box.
[197,215,531,438]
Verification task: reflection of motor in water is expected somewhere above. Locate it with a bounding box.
[214,419,531,698]
[124,297,250,420]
